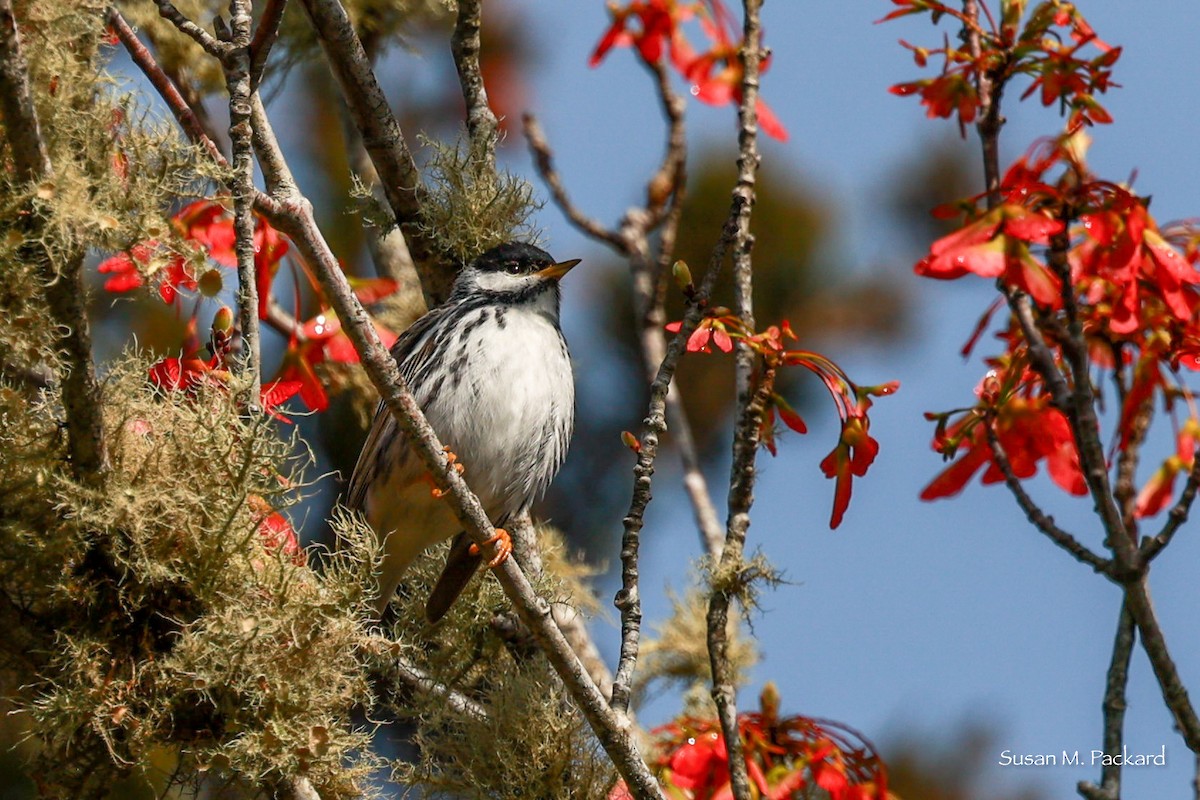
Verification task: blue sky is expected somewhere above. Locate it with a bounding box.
[492,2,1200,796]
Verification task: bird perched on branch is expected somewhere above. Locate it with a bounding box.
[347,241,578,622]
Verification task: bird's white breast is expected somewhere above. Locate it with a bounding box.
[422,300,574,518]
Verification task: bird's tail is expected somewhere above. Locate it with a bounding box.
[425,531,483,622]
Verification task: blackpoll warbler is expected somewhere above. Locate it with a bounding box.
[347,242,578,621]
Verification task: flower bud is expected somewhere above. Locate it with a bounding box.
[672,260,693,291]
[212,305,235,333]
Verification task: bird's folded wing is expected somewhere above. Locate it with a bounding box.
[344,305,453,510]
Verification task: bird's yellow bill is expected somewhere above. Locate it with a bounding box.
[535,258,581,280]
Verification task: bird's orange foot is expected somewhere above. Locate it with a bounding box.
[427,447,465,498]
[469,527,513,569]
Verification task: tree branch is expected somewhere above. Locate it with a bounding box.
[1077,599,1134,800]
[707,2,766,796]
[450,0,498,170]
[0,0,108,480]
[107,8,228,168]
[249,0,288,90]
[983,419,1111,574]
[296,0,449,304]
[1124,577,1200,752]
[152,0,230,61]
[523,113,628,250]
[1142,449,1200,563]
[225,0,261,409]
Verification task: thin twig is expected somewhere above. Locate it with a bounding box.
[248,0,288,90]
[107,8,228,168]
[361,636,493,722]
[1142,450,1200,563]
[0,0,108,480]
[707,2,766,797]
[608,236,731,718]
[1077,599,1134,800]
[522,113,628,250]
[982,419,1111,574]
[153,0,229,61]
[225,0,261,409]
[636,61,723,558]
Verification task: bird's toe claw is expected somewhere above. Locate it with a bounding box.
[469,527,512,569]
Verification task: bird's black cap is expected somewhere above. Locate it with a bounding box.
[473,242,556,275]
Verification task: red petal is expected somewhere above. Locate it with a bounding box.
[711,327,733,352]
[148,357,184,391]
[756,98,789,142]
[686,326,712,353]
[920,447,990,500]
[776,399,807,434]
[349,276,400,304]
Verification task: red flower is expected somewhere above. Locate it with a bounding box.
[174,199,236,267]
[667,317,735,353]
[889,74,979,125]
[98,199,291,307]
[1071,190,1200,337]
[820,414,881,529]
[271,310,398,412]
[1135,422,1199,519]
[248,494,304,563]
[254,216,290,318]
[784,348,896,528]
[921,387,1086,502]
[667,730,729,791]
[97,241,156,293]
[260,378,304,423]
[591,0,789,141]
[589,0,691,69]
[915,204,1064,307]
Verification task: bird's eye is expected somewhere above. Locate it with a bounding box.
[505,262,522,275]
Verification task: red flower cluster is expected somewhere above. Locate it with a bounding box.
[147,307,303,423]
[884,0,1118,134]
[590,0,788,140]
[921,362,1085,500]
[667,313,897,528]
[99,197,402,418]
[610,684,891,799]
[99,199,289,307]
[274,309,398,413]
[911,129,1200,510]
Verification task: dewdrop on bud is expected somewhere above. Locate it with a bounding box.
[672,260,693,291]
[621,430,641,453]
[978,369,1001,404]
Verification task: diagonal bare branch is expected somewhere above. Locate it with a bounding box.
[982,419,1112,574]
